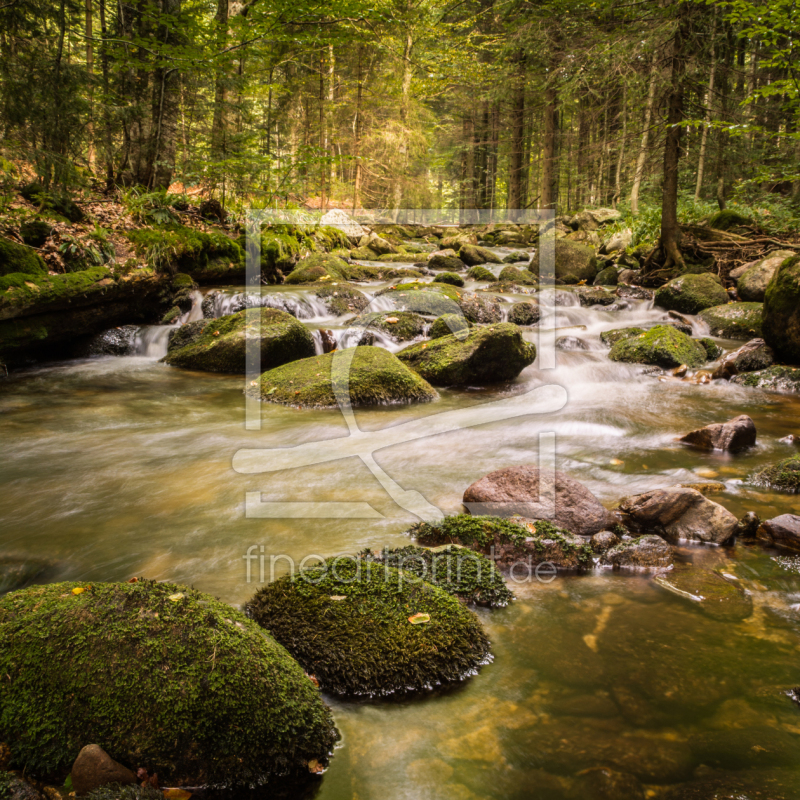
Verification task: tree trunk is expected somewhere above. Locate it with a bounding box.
[540,83,559,211]
[508,52,526,218]
[85,0,95,173]
[612,83,627,207]
[352,46,362,212]
[630,56,658,215]
[695,12,718,199]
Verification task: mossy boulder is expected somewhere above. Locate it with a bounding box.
[247,346,437,408]
[699,302,763,340]
[163,308,315,373]
[19,181,84,223]
[411,514,593,571]
[284,253,349,285]
[362,311,426,342]
[508,301,541,326]
[531,239,598,285]
[737,251,794,302]
[429,313,471,340]
[362,545,512,607]
[458,244,502,266]
[20,220,54,248]
[502,251,529,264]
[752,455,800,493]
[609,325,708,368]
[600,327,645,347]
[0,237,47,278]
[467,265,496,281]
[0,580,338,784]
[654,273,729,314]
[699,337,723,360]
[313,284,369,316]
[732,365,800,394]
[350,245,379,260]
[707,209,753,231]
[244,555,490,697]
[594,266,619,286]
[578,286,615,306]
[376,252,424,263]
[762,255,800,363]
[376,282,501,324]
[343,264,424,282]
[428,254,466,271]
[498,266,537,285]
[433,271,465,287]
[239,230,302,283]
[398,322,535,386]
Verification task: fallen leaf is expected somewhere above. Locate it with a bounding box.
[168,593,184,602]
[307,759,325,774]
[609,458,624,466]
[162,790,192,799]
[330,595,347,601]
[72,587,85,595]
[408,613,431,625]
[385,317,399,323]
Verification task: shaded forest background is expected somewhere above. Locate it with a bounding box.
[1,0,798,227]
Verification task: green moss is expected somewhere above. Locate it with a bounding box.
[578,286,616,306]
[752,455,800,493]
[699,337,723,360]
[498,266,537,285]
[242,231,302,280]
[284,253,350,285]
[433,271,465,287]
[376,252,424,263]
[362,545,512,607]
[361,311,427,341]
[344,264,423,282]
[594,266,619,286]
[429,313,471,340]
[314,283,370,316]
[733,365,800,393]
[0,237,47,278]
[20,220,53,248]
[654,273,729,314]
[19,181,84,223]
[502,251,529,264]
[467,266,495,281]
[0,266,113,316]
[247,345,438,408]
[313,225,351,251]
[160,305,181,324]
[85,785,163,800]
[171,272,194,288]
[163,308,315,374]
[708,209,753,231]
[531,239,598,284]
[244,556,490,697]
[699,302,763,340]
[508,301,540,326]
[398,322,535,386]
[0,580,338,784]
[609,324,708,368]
[763,255,800,362]
[376,282,462,317]
[350,245,379,260]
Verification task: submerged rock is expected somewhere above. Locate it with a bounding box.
[655,568,753,620]
[687,727,800,769]
[654,273,728,314]
[566,768,644,800]
[555,336,588,351]
[699,302,763,340]
[762,254,800,363]
[711,338,774,379]
[463,466,613,536]
[163,308,315,373]
[508,301,541,326]
[411,514,593,571]
[428,254,466,272]
[0,580,338,784]
[244,555,490,697]
[590,530,620,554]
[752,455,800,493]
[679,414,756,453]
[578,287,616,307]
[608,325,707,369]
[732,365,800,394]
[757,514,800,550]
[247,346,438,408]
[617,487,738,545]
[397,323,535,386]
[600,535,674,571]
[736,511,760,540]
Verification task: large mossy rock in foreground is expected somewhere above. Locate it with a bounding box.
[245,557,490,697]
[398,322,535,386]
[762,255,800,363]
[0,581,338,785]
[699,302,763,340]
[163,308,315,373]
[247,346,437,408]
[654,273,729,314]
[609,324,708,368]
[530,239,598,284]
[0,237,47,277]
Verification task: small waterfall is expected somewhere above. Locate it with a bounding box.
[133,326,172,358]
[178,290,204,324]
[202,290,331,320]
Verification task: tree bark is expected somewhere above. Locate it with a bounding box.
[695,12,718,199]
[630,56,658,215]
[508,51,526,218]
[540,83,559,211]
[85,0,96,173]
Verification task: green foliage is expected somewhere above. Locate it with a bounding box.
[410,514,531,549]
[244,555,491,697]
[119,188,189,225]
[0,771,10,800]
[0,580,338,784]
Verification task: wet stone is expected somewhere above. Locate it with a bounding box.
[654,568,753,621]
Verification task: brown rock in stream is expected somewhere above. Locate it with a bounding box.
[757,514,800,551]
[679,415,756,453]
[70,744,135,796]
[711,338,774,380]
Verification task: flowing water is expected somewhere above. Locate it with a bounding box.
[2,257,800,798]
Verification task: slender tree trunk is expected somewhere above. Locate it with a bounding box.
[540,82,559,210]
[98,0,114,187]
[328,44,335,186]
[630,56,658,215]
[695,13,718,199]
[319,55,326,209]
[714,23,735,209]
[391,30,413,220]
[612,84,627,207]
[85,0,96,173]
[352,47,362,212]
[508,52,526,218]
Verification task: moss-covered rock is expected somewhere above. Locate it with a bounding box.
[398,322,535,386]
[699,302,763,340]
[498,266,537,285]
[362,545,512,607]
[376,282,501,324]
[428,254,466,271]
[344,264,424,282]
[429,313,471,340]
[19,220,53,248]
[362,311,427,342]
[284,253,349,285]
[654,273,729,314]
[593,266,619,286]
[313,284,370,316]
[350,245,379,260]
[163,308,315,373]
[458,244,502,266]
[762,255,800,363]
[0,237,47,278]
[411,514,593,571]
[376,252,424,263]
[467,265,496,281]
[433,271,465,287]
[0,580,338,784]
[609,325,708,368]
[247,346,438,408]
[19,181,84,223]
[600,327,645,347]
[699,337,723,360]
[752,455,800,493]
[244,555,490,697]
[578,286,615,306]
[707,209,753,231]
[239,230,302,283]
[502,250,529,264]
[732,365,800,394]
[737,251,794,302]
[508,301,541,326]
[531,239,598,285]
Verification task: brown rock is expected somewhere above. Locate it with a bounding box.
[736,511,760,540]
[617,487,738,545]
[679,415,756,453]
[600,535,674,571]
[757,514,800,551]
[590,530,620,554]
[70,744,135,797]
[711,338,774,380]
[462,466,613,536]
